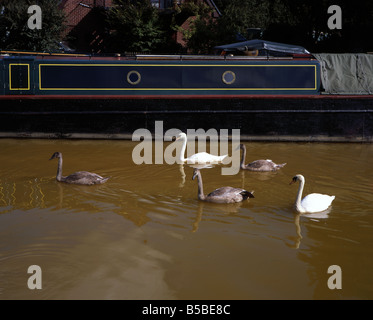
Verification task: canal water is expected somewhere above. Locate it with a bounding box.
[0,138,372,300]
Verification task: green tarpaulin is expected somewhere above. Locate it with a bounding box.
[314,53,373,95]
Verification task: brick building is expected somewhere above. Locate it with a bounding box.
[59,0,112,53]
[59,0,220,53]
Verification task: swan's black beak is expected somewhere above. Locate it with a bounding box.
[192,169,198,180]
[289,176,297,185]
[234,143,243,151]
[49,152,59,160]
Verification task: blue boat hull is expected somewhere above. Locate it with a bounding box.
[1,56,320,96]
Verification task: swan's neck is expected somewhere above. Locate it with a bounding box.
[178,136,187,163]
[56,157,64,182]
[196,173,206,200]
[295,177,306,213]
[240,146,246,169]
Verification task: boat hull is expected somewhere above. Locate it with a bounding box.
[1,57,320,96]
[0,95,372,142]
[1,54,372,142]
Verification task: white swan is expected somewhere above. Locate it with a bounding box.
[290,174,335,213]
[176,132,228,164]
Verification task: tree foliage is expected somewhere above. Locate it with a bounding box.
[0,0,66,52]
[173,0,216,54]
[214,0,373,53]
[1,0,372,54]
[105,0,373,54]
[181,0,297,54]
[106,0,164,53]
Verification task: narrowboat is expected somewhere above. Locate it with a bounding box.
[0,40,372,141]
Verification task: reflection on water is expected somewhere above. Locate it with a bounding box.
[0,139,372,299]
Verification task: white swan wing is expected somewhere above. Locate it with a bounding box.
[186,152,227,164]
[301,193,335,213]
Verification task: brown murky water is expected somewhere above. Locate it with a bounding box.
[0,138,372,300]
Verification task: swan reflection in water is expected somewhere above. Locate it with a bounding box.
[191,200,246,233]
[178,163,215,187]
[288,208,332,249]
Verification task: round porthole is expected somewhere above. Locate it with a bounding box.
[127,70,141,85]
[222,70,236,85]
